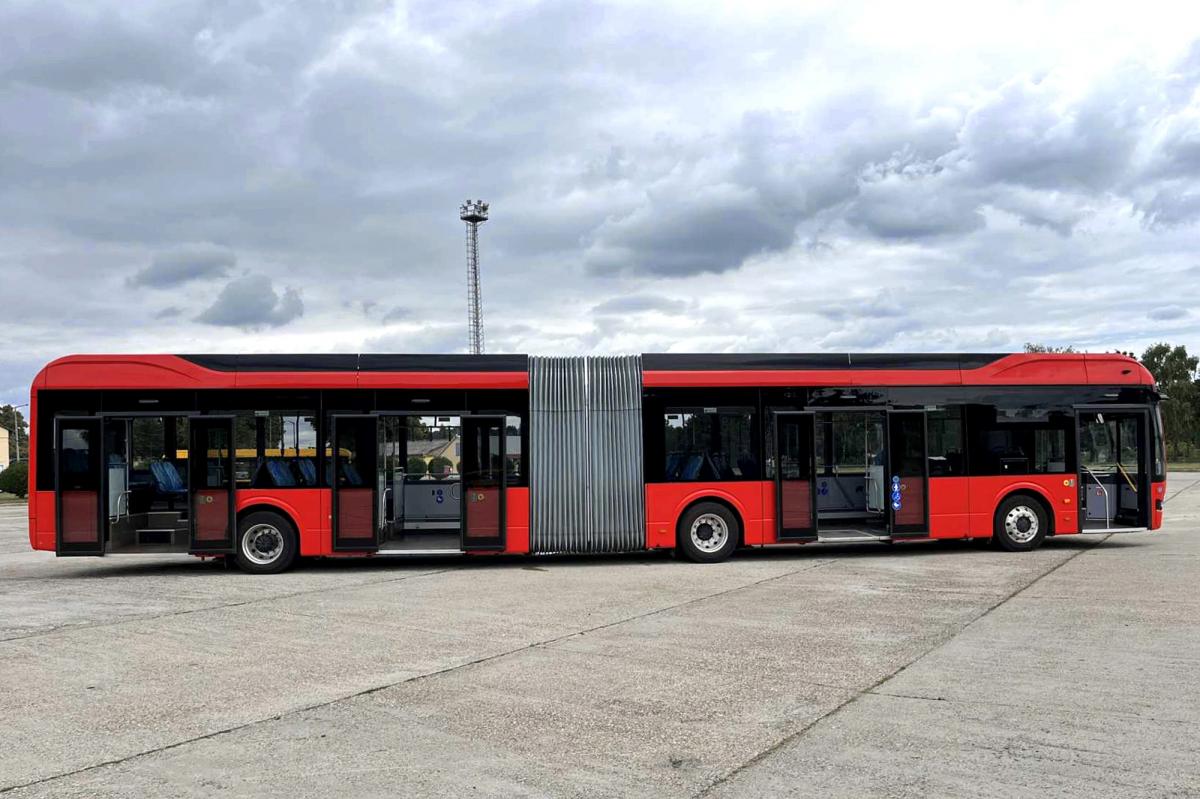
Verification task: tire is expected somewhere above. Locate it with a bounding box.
[992,494,1049,552]
[234,511,298,574]
[677,502,739,563]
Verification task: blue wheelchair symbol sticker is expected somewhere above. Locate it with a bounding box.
[891,490,902,502]
[435,489,444,505]
[818,481,829,496]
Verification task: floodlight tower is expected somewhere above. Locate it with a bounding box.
[460,199,489,355]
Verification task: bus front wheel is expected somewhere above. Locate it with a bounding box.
[992,494,1048,552]
[677,502,739,563]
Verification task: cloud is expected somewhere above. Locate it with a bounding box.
[194,275,303,329]
[2,2,1200,404]
[128,245,236,288]
[592,295,690,315]
[1149,305,1188,321]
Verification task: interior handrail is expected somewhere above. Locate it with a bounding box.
[1116,462,1137,493]
[1082,466,1110,531]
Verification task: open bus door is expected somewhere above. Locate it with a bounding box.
[461,415,506,551]
[331,414,380,552]
[1076,407,1151,530]
[886,410,929,538]
[54,416,105,556]
[774,412,818,541]
[188,416,236,554]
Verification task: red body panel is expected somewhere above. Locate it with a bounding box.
[966,475,1078,536]
[504,487,530,555]
[929,477,970,538]
[32,491,54,551]
[235,489,328,556]
[1151,481,1165,529]
[645,482,767,548]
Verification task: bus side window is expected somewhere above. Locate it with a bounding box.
[927,407,964,477]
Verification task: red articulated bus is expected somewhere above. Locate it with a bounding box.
[27,352,1166,573]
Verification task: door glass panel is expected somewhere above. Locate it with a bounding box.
[377,416,406,544]
[462,418,504,547]
[776,415,816,539]
[332,416,377,549]
[192,420,233,551]
[888,413,927,534]
[57,419,102,553]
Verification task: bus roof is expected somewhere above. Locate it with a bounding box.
[31,351,1155,391]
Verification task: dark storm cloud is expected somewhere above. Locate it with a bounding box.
[128,245,236,288]
[195,275,303,329]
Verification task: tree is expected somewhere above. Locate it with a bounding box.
[0,405,29,463]
[0,462,28,498]
[1023,343,1077,353]
[1141,343,1200,460]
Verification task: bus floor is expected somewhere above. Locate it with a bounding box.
[378,530,462,553]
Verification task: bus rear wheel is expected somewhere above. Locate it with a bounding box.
[234,511,298,574]
[993,494,1048,552]
[677,502,739,563]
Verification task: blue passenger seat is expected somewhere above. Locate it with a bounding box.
[266,460,296,487]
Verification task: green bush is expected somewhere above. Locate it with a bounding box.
[428,455,453,476]
[0,461,29,498]
[406,456,428,476]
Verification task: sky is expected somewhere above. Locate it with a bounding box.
[2,0,1200,405]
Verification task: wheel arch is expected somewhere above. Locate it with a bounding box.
[235,501,300,537]
[993,486,1056,536]
[673,493,747,547]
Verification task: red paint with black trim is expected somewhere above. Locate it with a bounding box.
[27,352,1163,562]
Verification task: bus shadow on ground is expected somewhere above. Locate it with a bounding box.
[38,535,1148,579]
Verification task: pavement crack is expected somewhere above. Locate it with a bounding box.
[0,567,464,645]
[692,537,1110,798]
[0,558,837,794]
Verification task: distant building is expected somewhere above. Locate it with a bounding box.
[0,427,9,472]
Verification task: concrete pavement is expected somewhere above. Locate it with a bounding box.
[1,476,1197,797]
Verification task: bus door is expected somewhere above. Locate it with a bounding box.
[461,415,506,551]
[376,415,409,543]
[886,410,929,537]
[331,414,381,551]
[55,416,105,556]
[188,416,236,553]
[774,412,817,541]
[1076,407,1151,530]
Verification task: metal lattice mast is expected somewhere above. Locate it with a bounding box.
[460,199,489,355]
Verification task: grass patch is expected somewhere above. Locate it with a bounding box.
[0,493,27,504]
[1169,463,1200,473]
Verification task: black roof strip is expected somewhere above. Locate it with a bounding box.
[180,354,530,373]
[640,353,1007,371]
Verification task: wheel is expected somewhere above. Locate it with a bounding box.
[677,502,739,563]
[234,511,298,574]
[992,494,1048,552]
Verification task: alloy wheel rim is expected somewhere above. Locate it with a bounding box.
[1004,506,1040,544]
[242,524,284,565]
[690,513,729,553]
